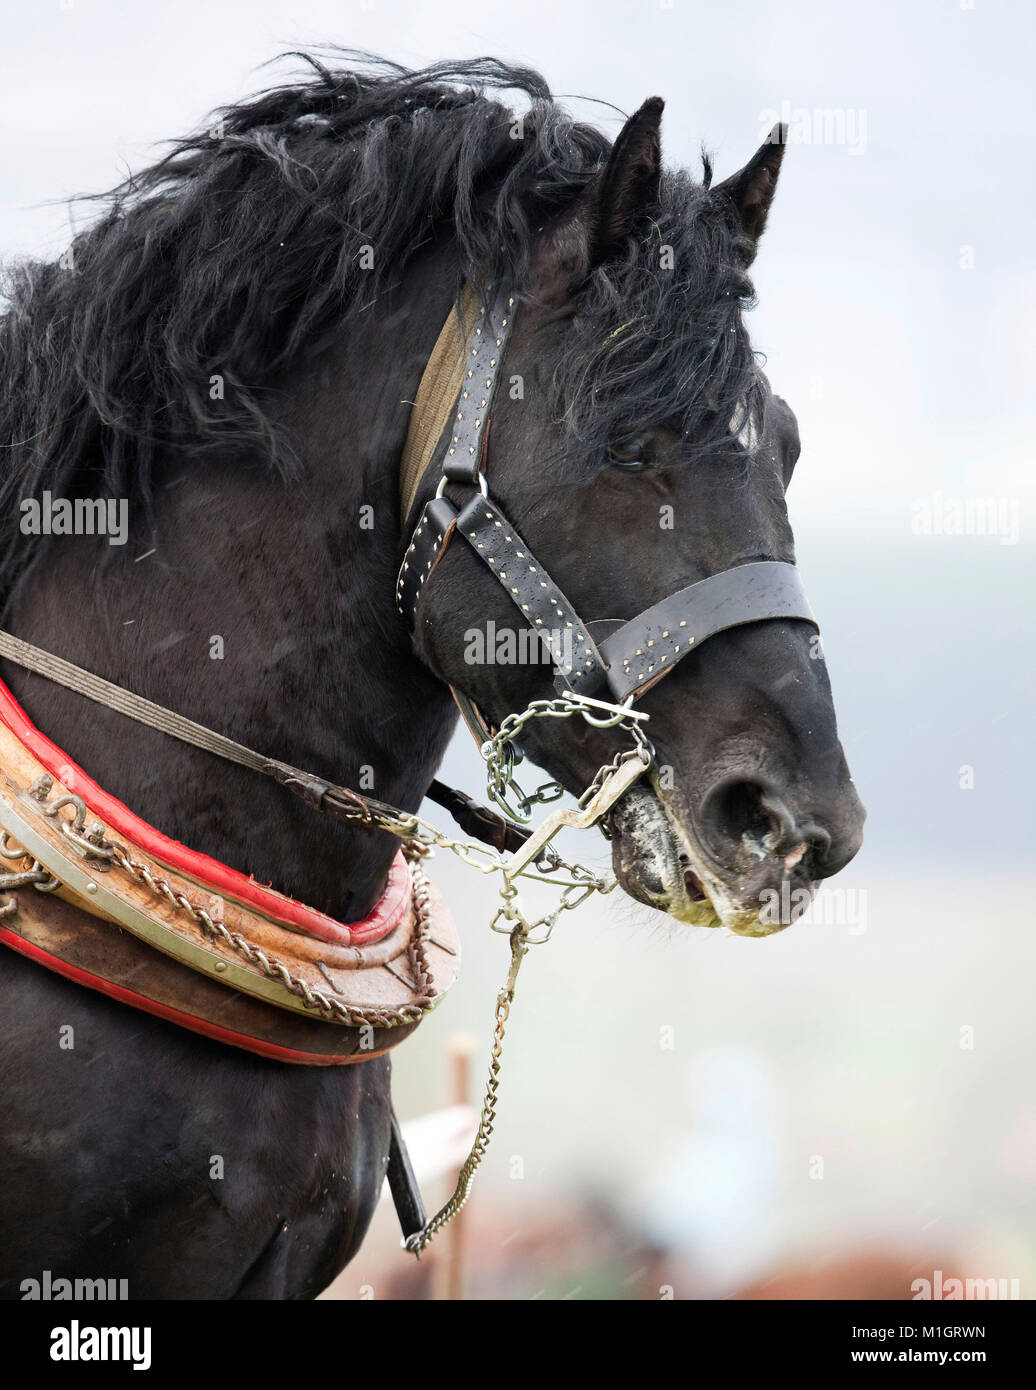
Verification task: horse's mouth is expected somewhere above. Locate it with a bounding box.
[607,778,815,937]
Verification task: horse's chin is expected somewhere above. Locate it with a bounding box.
[608,781,810,938]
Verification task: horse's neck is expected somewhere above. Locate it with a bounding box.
[3,256,458,921]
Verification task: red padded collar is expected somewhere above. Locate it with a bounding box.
[0,678,405,948]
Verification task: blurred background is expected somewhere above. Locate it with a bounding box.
[2,0,1032,1299]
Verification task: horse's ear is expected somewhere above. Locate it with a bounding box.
[713,124,787,256]
[588,96,665,265]
[530,97,663,305]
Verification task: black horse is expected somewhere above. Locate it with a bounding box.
[0,54,864,1298]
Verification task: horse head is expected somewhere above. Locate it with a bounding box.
[408,100,865,935]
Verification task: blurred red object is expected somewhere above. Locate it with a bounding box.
[737,1251,961,1301]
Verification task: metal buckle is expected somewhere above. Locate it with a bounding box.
[560,690,650,728]
[435,471,489,499]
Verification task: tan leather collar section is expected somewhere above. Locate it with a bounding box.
[0,713,459,1047]
[399,283,480,524]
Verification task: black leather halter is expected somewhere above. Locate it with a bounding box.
[397,280,818,724]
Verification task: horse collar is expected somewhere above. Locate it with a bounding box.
[0,676,459,1064]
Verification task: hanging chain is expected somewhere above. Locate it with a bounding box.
[403,924,528,1256]
[401,690,654,1257]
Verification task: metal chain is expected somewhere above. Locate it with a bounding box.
[101,839,439,1026]
[404,924,528,1257]
[0,866,61,917]
[0,825,62,916]
[480,692,652,821]
[578,739,652,814]
[16,782,439,1028]
[400,692,654,1256]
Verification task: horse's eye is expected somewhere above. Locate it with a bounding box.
[607,436,650,470]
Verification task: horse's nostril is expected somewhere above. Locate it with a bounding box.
[700,776,788,859]
[794,821,832,873]
[698,776,834,874]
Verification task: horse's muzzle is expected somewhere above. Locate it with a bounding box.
[608,772,864,936]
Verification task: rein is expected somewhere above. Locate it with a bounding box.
[0,628,528,855]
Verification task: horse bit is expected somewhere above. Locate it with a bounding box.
[0,271,818,1259]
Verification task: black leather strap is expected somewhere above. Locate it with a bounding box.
[387,1107,427,1240]
[596,560,818,701]
[441,283,515,486]
[426,779,530,853]
[397,281,516,628]
[455,493,608,694]
[396,495,458,625]
[400,510,816,708]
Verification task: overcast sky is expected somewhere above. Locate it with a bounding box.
[1,0,1032,872]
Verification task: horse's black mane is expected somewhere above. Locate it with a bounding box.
[0,49,759,568]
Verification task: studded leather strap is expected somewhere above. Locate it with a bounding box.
[453,494,608,693]
[396,496,458,625]
[594,561,818,702]
[397,280,516,628]
[441,283,516,487]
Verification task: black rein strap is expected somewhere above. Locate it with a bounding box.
[0,628,529,853]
